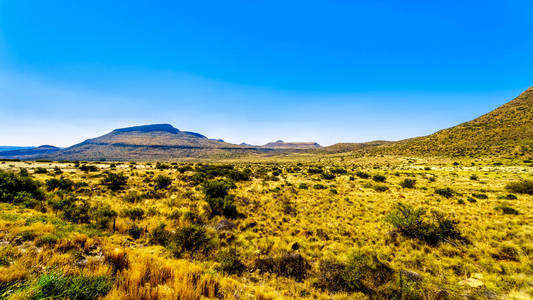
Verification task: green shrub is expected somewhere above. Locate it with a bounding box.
[435,187,455,198]
[170,224,210,255]
[34,167,48,174]
[123,208,145,220]
[33,273,113,300]
[202,180,237,218]
[154,175,172,189]
[128,224,143,239]
[217,248,245,275]
[101,172,128,191]
[313,184,326,190]
[505,180,533,195]
[355,171,370,179]
[470,174,478,181]
[150,224,171,245]
[0,170,44,205]
[322,173,336,180]
[399,179,416,188]
[494,205,519,215]
[298,183,308,189]
[498,194,517,200]
[78,165,98,172]
[471,193,488,199]
[92,206,118,229]
[45,177,75,191]
[372,175,386,182]
[385,202,463,245]
[35,234,59,247]
[373,184,389,192]
[316,251,394,294]
[62,199,91,224]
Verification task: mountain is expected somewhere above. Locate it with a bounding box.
[0,146,34,152]
[46,124,261,161]
[262,140,322,149]
[0,145,61,159]
[323,87,533,157]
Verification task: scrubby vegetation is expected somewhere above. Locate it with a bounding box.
[0,158,531,299]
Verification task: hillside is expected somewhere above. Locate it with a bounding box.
[262,140,322,149]
[46,124,261,161]
[0,145,61,159]
[323,87,533,158]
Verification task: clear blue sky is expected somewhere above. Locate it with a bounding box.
[1,1,532,147]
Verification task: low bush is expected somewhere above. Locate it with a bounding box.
[435,187,455,198]
[373,184,389,192]
[298,183,308,189]
[92,205,118,229]
[128,224,143,239]
[34,167,48,174]
[505,180,533,195]
[45,177,75,191]
[494,204,519,215]
[154,175,172,189]
[355,171,370,179]
[385,202,463,245]
[202,180,237,218]
[0,170,44,205]
[122,208,145,220]
[254,253,309,281]
[471,193,488,199]
[217,248,245,275]
[315,251,394,294]
[101,172,128,191]
[372,175,386,182]
[399,179,416,188]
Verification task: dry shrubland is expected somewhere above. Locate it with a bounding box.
[0,157,532,299]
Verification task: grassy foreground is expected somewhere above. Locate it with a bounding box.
[0,157,531,299]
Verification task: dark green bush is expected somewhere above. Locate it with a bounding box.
[255,253,309,281]
[34,167,48,174]
[122,208,145,220]
[128,224,143,239]
[373,184,389,192]
[355,171,370,179]
[498,194,517,200]
[313,184,326,190]
[385,202,463,245]
[298,183,308,189]
[202,180,237,218]
[399,179,416,188]
[35,234,59,247]
[92,206,118,229]
[372,175,386,182]
[45,177,75,191]
[322,173,335,180]
[154,175,172,189]
[435,187,455,198]
[471,193,488,199]
[0,170,44,205]
[169,224,210,255]
[505,180,533,195]
[78,165,98,172]
[101,172,128,191]
[494,205,519,215]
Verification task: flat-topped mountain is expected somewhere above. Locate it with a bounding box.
[46,124,256,161]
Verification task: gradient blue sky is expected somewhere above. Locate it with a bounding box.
[1,1,532,147]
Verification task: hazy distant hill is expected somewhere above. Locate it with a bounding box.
[0,145,61,159]
[262,140,321,149]
[46,124,266,161]
[0,146,33,152]
[323,87,533,157]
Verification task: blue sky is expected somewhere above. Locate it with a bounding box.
[1,1,532,147]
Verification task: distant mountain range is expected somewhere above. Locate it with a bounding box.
[0,146,34,152]
[1,87,531,161]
